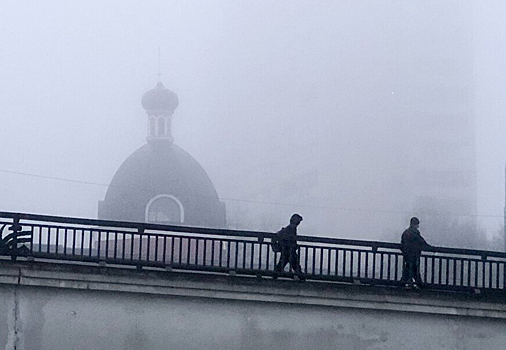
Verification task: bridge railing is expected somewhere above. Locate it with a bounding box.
[1,211,505,292]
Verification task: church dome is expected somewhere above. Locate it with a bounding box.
[99,142,226,227]
[141,82,179,112]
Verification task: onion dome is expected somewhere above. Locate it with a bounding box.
[141,82,179,112]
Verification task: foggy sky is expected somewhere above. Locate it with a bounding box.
[1,1,506,239]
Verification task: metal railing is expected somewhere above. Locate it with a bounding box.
[1,211,505,292]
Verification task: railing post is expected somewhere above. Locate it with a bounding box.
[137,226,144,270]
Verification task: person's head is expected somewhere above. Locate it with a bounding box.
[289,213,303,227]
[410,217,420,228]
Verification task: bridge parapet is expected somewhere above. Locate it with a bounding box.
[1,211,505,293]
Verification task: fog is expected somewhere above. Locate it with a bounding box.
[1,1,506,247]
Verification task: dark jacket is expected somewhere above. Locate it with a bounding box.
[278,225,298,248]
[401,226,429,256]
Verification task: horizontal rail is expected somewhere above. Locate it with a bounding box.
[1,211,505,292]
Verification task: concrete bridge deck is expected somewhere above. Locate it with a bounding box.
[1,260,506,350]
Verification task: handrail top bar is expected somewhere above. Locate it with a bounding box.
[1,211,506,259]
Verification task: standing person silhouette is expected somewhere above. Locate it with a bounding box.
[273,214,305,281]
[400,217,430,288]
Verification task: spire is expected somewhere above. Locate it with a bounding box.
[157,47,162,82]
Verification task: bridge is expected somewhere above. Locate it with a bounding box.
[1,211,506,350]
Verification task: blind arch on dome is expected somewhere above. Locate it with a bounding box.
[145,194,184,223]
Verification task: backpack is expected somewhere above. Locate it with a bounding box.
[271,228,283,253]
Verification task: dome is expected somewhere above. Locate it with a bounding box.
[141,82,179,112]
[98,142,226,228]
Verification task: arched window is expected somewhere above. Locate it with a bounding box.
[145,194,184,223]
[158,117,165,136]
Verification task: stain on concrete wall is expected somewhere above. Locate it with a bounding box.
[0,286,13,350]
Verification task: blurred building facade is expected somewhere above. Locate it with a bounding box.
[221,2,478,246]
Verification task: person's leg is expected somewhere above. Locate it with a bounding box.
[400,255,411,284]
[408,256,420,285]
[275,247,289,274]
[414,256,423,286]
[289,247,305,280]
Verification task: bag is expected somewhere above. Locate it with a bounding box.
[271,229,283,253]
[271,237,282,253]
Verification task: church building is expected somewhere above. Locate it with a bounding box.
[98,81,226,228]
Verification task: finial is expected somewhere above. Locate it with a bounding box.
[157,47,162,82]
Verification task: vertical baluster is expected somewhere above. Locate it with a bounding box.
[63,228,67,255]
[437,258,442,285]
[226,241,231,269]
[312,247,316,275]
[55,227,59,254]
[219,240,224,268]
[146,233,151,263]
[304,246,308,274]
[178,236,183,264]
[114,232,118,260]
[122,233,126,261]
[163,236,167,265]
[365,251,369,279]
[130,232,135,261]
[257,242,262,270]
[81,230,85,256]
[482,258,486,289]
[211,239,215,267]
[250,242,254,270]
[242,241,246,269]
[370,250,375,281]
[319,248,324,275]
[203,239,207,267]
[154,235,159,262]
[172,236,177,265]
[234,241,239,269]
[266,241,270,271]
[421,256,426,284]
[387,254,391,281]
[394,254,398,281]
[489,260,493,289]
[105,231,109,259]
[47,226,51,254]
[334,249,339,277]
[343,250,347,277]
[430,257,435,285]
[194,238,199,265]
[452,258,457,286]
[138,231,143,262]
[496,262,500,289]
[97,230,102,261]
[72,228,76,256]
[459,259,464,287]
[186,238,191,265]
[357,250,361,278]
[88,230,93,258]
[327,248,331,276]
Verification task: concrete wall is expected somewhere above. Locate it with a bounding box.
[1,261,506,350]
